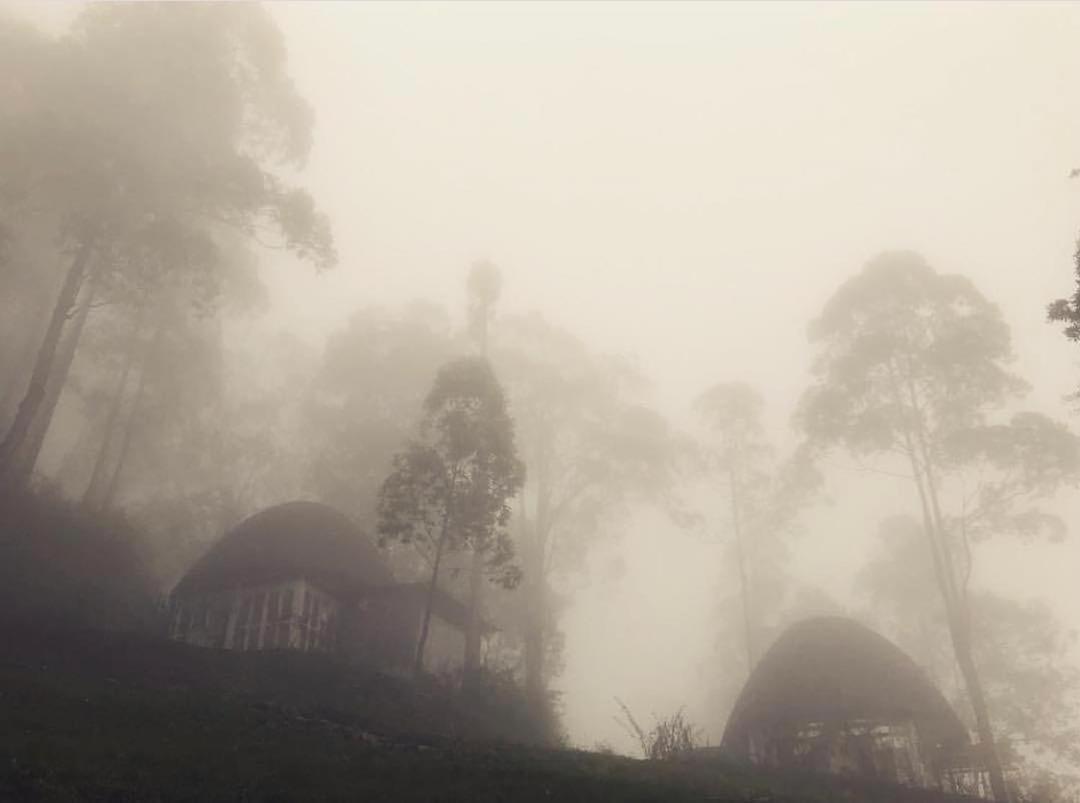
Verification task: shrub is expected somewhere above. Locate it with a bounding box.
[434,664,566,747]
[614,697,702,760]
[0,483,161,633]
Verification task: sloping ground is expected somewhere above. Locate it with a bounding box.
[0,625,985,803]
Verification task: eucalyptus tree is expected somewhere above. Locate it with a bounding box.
[0,4,334,485]
[798,251,1080,801]
[307,304,459,534]
[463,260,505,678]
[493,313,683,711]
[694,383,817,673]
[377,357,524,677]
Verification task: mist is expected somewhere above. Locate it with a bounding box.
[2,3,1080,802]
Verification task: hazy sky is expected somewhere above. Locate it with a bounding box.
[11,1,1080,752]
[267,0,1080,750]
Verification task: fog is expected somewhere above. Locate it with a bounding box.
[3,2,1080,799]
[257,0,1080,750]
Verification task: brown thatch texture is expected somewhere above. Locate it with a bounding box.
[173,501,393,598]
[720,617,968,757]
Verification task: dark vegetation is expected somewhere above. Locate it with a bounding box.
[0,486,160,634]
[0,621,988,803]
[3,3,1080,802]
[614,699,703,761]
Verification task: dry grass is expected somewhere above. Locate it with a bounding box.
[614,697,703,760]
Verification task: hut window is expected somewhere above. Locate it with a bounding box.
[301,588,313,651]
[280,586,295,648]
[273,587,291,648]
[236,595,253,650]
[265,590,280,648]
[252,591,266,649]
[309,595,322,651]
[323,611,336,651]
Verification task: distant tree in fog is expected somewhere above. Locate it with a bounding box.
[694,382,818,673]
[464,260,503,681]
[306,304,459,541]
[377,357,524,677]
[858,515,1080,798]
[1048,236,1080,368]
[798,251,1080,801]
[0,4,334,486]
[493,314,684,713]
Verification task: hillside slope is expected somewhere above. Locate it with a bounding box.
[0,625,984,803]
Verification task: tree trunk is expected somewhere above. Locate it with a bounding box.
[9,254,101,482]
[524,435,558,706]
[99,326,160,511]
[464,545,485,679]
[464,298,492,682]
[523,560,546,711]
[0,238,96,484]
[945,604,1010,801]
[0,318,44,425]
[902,438,1010,801]
[728,465,756,673]
[83,307,148,510]
[517,503,544,711]
[414,507,453,678]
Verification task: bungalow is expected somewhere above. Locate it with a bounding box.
[168,501,470,675]
[719,617,991,796]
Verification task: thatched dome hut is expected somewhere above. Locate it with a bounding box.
[720,617,969,788]
[169,501,469,674]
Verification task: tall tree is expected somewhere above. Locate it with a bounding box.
[694,382,817,674]
[493,313,682,712]
[377,357,524,677]
[0,4,334,485]
[798,251,1080,801]
[464,259,503,678]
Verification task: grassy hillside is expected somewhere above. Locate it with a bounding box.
[0,624,984,803]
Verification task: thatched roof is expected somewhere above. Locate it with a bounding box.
[173,501,393,598]
[721,617,968,757]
